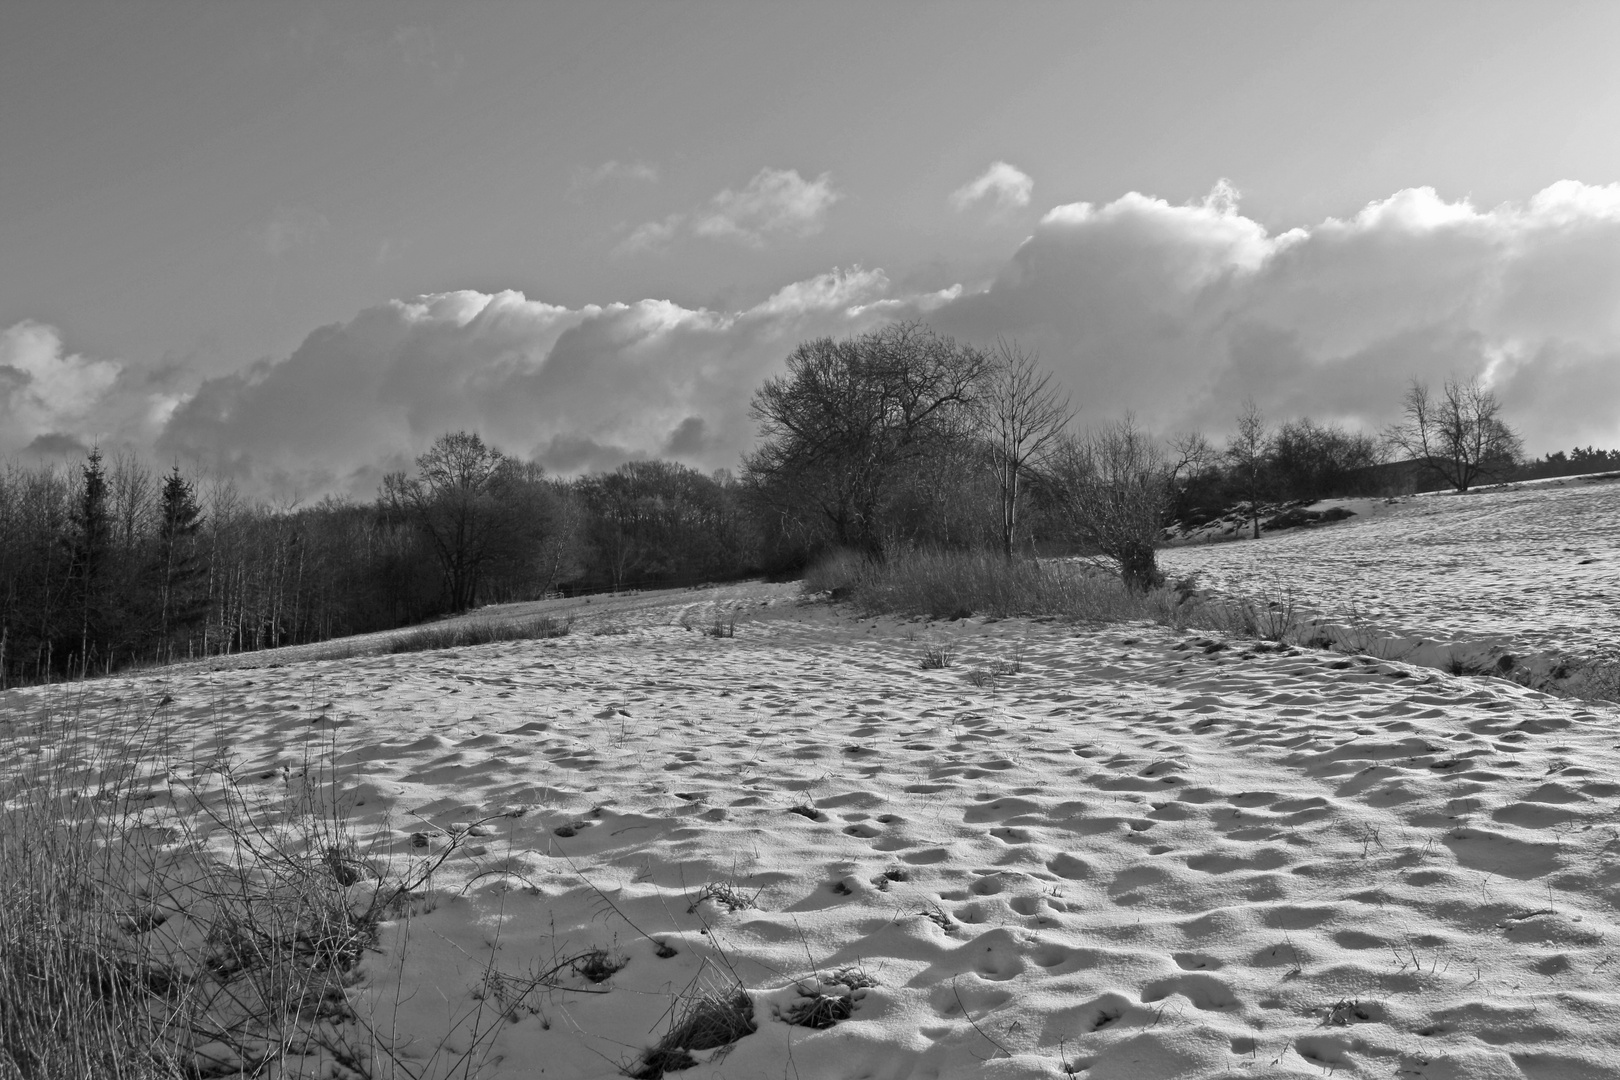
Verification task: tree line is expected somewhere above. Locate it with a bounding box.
[0,442,760,686]
[3,320,1607,685]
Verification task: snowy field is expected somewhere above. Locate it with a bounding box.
[1163,476,1620,673]
[4,483,1620,1080]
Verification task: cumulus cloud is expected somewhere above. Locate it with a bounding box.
[926,179,1620,453]
[692,167,840,245]
[622,168,840,253]
[950,161,1034,212]
[155,267,945,498]
[24,177,1619,497]
[0,321,126,455]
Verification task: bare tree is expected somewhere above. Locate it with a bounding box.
[980,339,1073,559]
[380,432,520,612]
[1168,430,1215,483]
[1384,376,1523,492]
[745,322,989,556]
[1225,399,1269,538]
[1048,417,1173,592]
[1269,417,1385,501]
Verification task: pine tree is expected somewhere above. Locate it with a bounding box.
[70,448,111,676]
[155,464,205,659]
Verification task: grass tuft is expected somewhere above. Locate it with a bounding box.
[627,985,755,1079]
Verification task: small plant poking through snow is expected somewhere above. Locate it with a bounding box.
[920,642,955,669]
[687,881,759,913]
[628,985,756,1080]
[572,948,628,984]
[1325,998,1369,1026]
[917,901,954,931]
[779,967,878,1029]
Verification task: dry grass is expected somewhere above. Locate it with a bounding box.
[0,707,185,1080]
[627,981,755,1079]
[804,548,1247,633]
[0,698,508,1079]
[1562,655,1620,705]
[387,613,571,654]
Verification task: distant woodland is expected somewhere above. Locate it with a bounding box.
[2,321,1615,685]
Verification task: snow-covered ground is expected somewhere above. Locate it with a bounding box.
[1163,476,1620,675]
[4,484,1620,1080]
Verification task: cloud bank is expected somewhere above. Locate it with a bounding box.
[11,180,1620,498]
[928,179,1620,446]
[154,268,949,497]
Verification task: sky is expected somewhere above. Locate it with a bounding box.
[5,1,1620,498]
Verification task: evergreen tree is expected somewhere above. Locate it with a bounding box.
[155,464,205,658]
[69,448,112,675]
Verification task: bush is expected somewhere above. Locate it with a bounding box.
[1045,420,1174,592]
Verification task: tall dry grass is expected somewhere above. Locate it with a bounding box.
[1,702,185,1079]
[0,695,499,1079]
[387,613,571,655]
[803,548,1209,626]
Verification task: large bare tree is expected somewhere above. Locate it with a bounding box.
[381,432,520,612]
[745,322,989,556]
[1384,376,1523,492]
[980,340,1073,559]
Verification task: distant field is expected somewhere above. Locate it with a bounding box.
[1163,477,1620,663]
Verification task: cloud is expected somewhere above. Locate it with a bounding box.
[622,168,840,253]
[614,214,684,256]
[22,432,91,458]
[692,168,840,246]
[156,267,929,498]
[568,160,660,199]
[0,321,125,455]
[924,179,1620,453]
[23,177,1620,498]
[950,161,1034,212]
[255,207,330,257]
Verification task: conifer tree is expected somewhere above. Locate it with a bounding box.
[156,464,205,657]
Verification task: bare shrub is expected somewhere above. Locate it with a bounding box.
[1047,418,1174,592]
